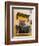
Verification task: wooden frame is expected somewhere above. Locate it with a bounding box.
[5,1,38,45]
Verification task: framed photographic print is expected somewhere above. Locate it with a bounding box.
[5,1,38,45]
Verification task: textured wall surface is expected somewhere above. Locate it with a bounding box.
[38,4,39,42]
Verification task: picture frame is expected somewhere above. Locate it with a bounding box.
[5,1,38,45]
